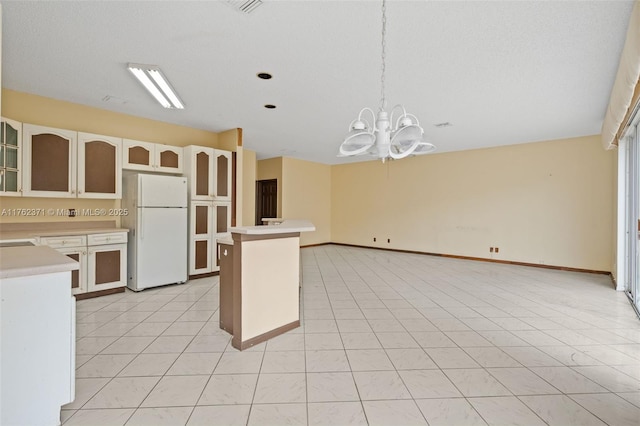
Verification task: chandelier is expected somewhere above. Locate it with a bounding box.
[338,0,436,162]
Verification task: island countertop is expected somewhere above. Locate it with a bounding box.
[0,245,79,279]
[228,219,315,235]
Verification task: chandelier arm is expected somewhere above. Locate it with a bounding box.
[358,107,378,128]
[389,104,408,129]
[405,113,421,127]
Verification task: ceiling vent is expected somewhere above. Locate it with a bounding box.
[226,0,263,14]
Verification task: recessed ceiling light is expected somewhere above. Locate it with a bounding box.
[264,104,276,109]
[257,72,272,80]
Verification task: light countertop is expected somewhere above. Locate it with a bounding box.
[229,219,315,235]
[0,228,128,242]
[0,245,79,279]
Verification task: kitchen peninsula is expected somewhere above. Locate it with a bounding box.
[0,244,77,426]
[219,220,315,350]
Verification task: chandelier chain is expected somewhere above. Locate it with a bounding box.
[380,0,387,112]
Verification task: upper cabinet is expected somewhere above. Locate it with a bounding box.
[0,117,22,196]
[22,124,77,198]
[183,146,232,202]
[123,139,183,174]
[22,124,122,199]
[213,149,232,201]
[183,145,214,201]
[77,132,122,199]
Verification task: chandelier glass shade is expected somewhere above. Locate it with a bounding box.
[338,0,436,162]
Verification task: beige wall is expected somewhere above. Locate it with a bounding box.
[218,128,240,152]
[332,135,615,272]
[242,149,257,226]
[0,89,221,224]
[256,157,283,219]
[281,157,331,246]
[2,90,219,147]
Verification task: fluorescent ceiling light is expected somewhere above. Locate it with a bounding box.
[127,63,184,109]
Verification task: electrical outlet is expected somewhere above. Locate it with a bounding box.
[490,247,494,253]
[387,238,390,243]
[495,247,499,253]
[373,237,376,242]
[68,209,76,217]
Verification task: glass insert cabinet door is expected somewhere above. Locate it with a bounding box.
[0,117,22,195]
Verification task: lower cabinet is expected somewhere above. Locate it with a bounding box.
[39,231,128,297]
[87,242,127,292]
[188,200,231,276]
[56,246,88,295]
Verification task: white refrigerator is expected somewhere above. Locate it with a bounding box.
[122,174,188,291]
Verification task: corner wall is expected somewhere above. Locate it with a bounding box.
[242,149,257,227]
[331,135,615,272]
[281,157,331,246]
[0,89,221,224]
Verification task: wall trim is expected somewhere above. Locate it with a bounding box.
[75,286,125,300]
[323,242,612,276]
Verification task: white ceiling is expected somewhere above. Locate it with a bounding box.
[1,0,635,164]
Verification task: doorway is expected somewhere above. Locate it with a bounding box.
[255,179,278,225]
[621,109,640,317]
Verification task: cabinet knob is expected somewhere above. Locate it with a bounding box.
[223,249,228,256]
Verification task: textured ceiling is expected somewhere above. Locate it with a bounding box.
[1,0,635,164]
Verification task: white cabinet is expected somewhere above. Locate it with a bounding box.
[123,139,183,174]
[184,145,214,200]
[1,267,75,426]
[0,117,22,196]
[183,145,233,276]
[189,201,214,275]
[39,232,127,296]
[57,246,88,295]
[87,234,127,292]
[214,149,232,200]
[188,201,232,275]
[22,124,122,199]
[22,124,77,198]
[78,132,122,199]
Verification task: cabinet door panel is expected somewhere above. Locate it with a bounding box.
[128,146,151,166]
[1,118,22,196]
[122,139,154,171]
[84,141,116,194]
[215,202,231,235]
[213,150,232,201]
[95,250,121,284]
[195,205,209,235]
[23,124,76,197]
[195,151,210,197]
[88,244,127,292]
[195,240,209,271]
[55,246,87,295]
[217,154,229,197]
[78,133,122,199]
[31,133,69,192]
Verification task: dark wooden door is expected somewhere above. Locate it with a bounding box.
[255,179,278,225]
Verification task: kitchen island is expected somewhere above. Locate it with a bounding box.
[219,220,315,350]
[0,244,77,426]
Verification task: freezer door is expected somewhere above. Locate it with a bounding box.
[135,207,188,290]
[138,174,187,208]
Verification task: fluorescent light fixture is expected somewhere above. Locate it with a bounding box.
[127,63,184,109]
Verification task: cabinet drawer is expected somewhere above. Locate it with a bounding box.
[87,232,127,246]
[39,235,86,248]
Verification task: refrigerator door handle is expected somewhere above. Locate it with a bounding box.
[140,180,144,240]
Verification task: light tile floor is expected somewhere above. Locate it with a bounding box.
[62,245,640,425]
